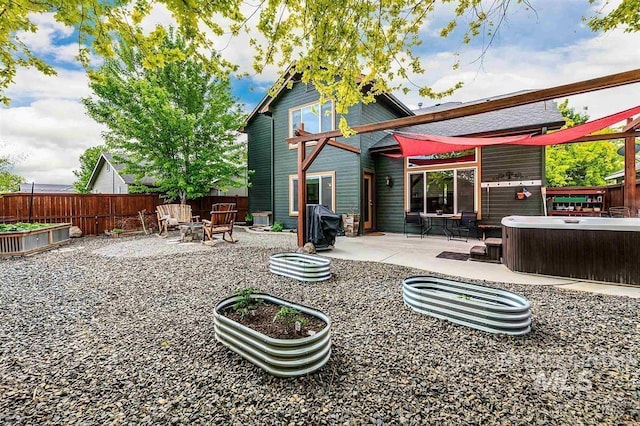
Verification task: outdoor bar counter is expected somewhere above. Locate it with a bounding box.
[502,215,640,286]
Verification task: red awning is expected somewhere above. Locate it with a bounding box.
[392,104,640,157]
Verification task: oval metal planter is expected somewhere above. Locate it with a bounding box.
[269,253,331,282]
[402,276,532,336]
[214,294,331,377]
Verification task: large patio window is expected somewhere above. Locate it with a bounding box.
[289,172,335,215]
[289,100,334,137]
[408,168,477,214]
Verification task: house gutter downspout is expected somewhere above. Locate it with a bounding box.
[269,114,275,215]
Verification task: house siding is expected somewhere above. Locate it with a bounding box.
[374,156,405,233]
[92,162,128,194]
[247,114,273,214]
[260,82,363,229]
[361,99,410,231]
[480,145,544,225]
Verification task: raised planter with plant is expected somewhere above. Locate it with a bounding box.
[214,287,331,377]
[402,275,531,336]
[269,253,332,282]
[0,222,72,256]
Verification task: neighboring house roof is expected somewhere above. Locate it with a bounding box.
[244,66,414,126]
[86,152,157,190]
[370,91,566,152]
[18,183,75,193]
[604,163,640,181]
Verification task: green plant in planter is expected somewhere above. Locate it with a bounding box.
[245,213,253,222]
[270,221,284,232]
[0,222,51,233]
[273,306,308,334]
[233,287,262,318]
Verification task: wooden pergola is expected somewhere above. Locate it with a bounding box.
[287,69,640,247]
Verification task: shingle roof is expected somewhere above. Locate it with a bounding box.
[18,183,75,193]
[370,92,565,151]
[604,163,640,181]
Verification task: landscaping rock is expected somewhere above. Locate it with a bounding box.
[297,242,316,254]
[0,230,637,424]
[69,226,82,238]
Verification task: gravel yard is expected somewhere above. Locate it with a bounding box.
[1,229,638,424]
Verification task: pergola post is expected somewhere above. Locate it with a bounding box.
[297,139,307,247]
[624,118,637,216]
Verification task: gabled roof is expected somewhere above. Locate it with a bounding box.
[244,66,414,126]
[370,92,565,152]
[86,152,157,189]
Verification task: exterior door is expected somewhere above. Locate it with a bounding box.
[363,172,374,231]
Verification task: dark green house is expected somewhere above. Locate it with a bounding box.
[245,75,565,234]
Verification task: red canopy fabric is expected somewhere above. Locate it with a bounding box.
[392,104,640,157]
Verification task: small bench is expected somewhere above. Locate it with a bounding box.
[470,237,502,264]
[477,224,501,240]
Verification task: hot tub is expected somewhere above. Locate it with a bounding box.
[502,215,640,286]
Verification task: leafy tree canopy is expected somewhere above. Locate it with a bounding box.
[545,100,623,187]
[83,28,247,204]
[73,145,105,193]
[2,0,638,127]
[0,155,24,193]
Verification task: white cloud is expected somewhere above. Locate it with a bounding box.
[6,67,93,101]
[2,98,105,184]
[398,28,640,121]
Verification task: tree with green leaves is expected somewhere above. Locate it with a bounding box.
[545,100,623,187]
[0,155,24,193]
[73,145,105,193]
[2,0,638,121]
[83,29,246,204]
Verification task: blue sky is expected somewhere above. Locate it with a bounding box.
[2,0,640,184]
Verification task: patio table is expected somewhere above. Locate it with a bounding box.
[420,213,460,240]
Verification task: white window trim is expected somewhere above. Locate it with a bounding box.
[406,167,478,214]
[289,171,336,216]
[288,100,335,149]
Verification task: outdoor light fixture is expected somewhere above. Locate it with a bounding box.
[385,175,393,187]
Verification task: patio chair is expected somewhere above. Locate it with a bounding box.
[202,203,237,245]
[449,211,479,242]
[608,206,631,217]
[404,211,426,238]
[156,204,200,236]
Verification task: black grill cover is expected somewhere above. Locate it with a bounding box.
[306,204,342,249]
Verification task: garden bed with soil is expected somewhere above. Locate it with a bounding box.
[222,302,326,339]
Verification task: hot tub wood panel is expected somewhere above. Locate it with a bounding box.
[503,225,640,285]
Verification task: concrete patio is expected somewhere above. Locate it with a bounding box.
[324,232,640,298]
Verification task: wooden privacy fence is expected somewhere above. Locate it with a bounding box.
[605,182,640,215]
[0,193,248,236]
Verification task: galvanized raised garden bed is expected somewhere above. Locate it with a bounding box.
[269,253,332,282]
[0,223,72,257]
[402,276,531,336]
[214,294,331,377]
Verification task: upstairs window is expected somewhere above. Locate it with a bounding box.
[289,100,334,137]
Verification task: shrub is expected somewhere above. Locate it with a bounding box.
[270,221,284,232]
